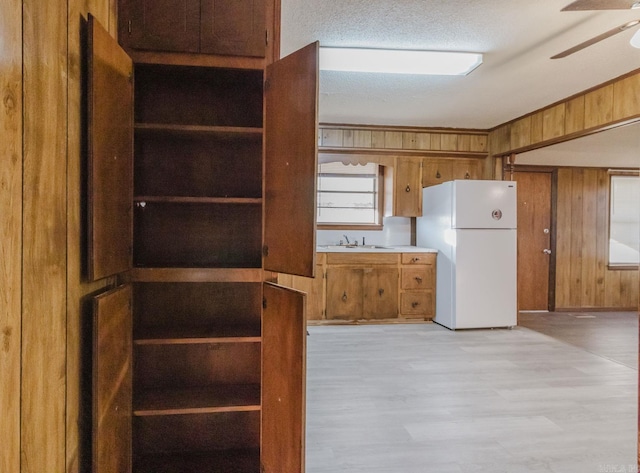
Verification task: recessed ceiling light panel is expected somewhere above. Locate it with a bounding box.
[319,47,483,76]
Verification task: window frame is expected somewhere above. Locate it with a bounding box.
[316,163,385,230]
[607,170,640,270]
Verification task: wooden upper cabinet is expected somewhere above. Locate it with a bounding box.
[264,42,319,277]
[394,157,422,217]
[201,0,266,57]
[119,0,200,53]
[88,14,134,281]
[93,284,133,473]
[119,0,266,57]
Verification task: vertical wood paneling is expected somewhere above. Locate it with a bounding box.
[555,168,638,310]
[371,130,385,148]
[66,3,115,472]
[580,169,597,306]
[613,73,640,121]
[542,104,565,141]
[22,1,68,472]
[510,116,531,149]
[584,85,613,129]
[353,130,371,148]
[530,112,544,144]
[555,169,573,308]
[594,170,608,306]
[440,133,458,151]
[0,0,23,471]
[565,96,585,135]
[569,169,584,308]
[384,131,402,149]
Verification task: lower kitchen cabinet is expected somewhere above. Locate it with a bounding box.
[326,266,398,320]
[399,253,436,319]
[280,251,435,323]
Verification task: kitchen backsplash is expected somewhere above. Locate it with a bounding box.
[316,216,412,246]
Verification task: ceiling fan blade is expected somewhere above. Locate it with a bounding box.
[551,20,640,58]
[562,0,638,10]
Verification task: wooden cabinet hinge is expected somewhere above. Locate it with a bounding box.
[262,297,267,309]
[262,245,269,257]
[128,20,132,34]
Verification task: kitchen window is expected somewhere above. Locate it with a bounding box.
[317,162,383,229]
[608,172,640,268]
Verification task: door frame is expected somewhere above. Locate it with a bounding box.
[508,164,558,311]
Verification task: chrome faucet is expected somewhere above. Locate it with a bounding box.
[343,235,350,245]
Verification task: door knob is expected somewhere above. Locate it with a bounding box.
[542,249,551,255]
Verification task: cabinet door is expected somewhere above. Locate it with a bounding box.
[88,14,134,281]
[201,0,266,57]
[422,158,453,187]
[326,268,363,320]
[363,268,398,319]
[93,284,133,473]
[118,0,200,53]
[264,42,319,277]
[394,158,422,216]
[262,283,306,473]
[453,159,480,180]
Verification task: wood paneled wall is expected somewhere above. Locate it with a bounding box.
[1,1,23,473]
[490,70,640,156]
[21,2,69,471]
[2,2,115,472]
[319,124,489,156]
[555,168,638,310]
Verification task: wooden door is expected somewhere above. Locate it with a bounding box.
[88,15,134,280]
[326,267,363,320]
[262,283,306,473]
[363,268,399,319]
[394,157,422,216]
[93,285,133,473]
[118,0,200,53]
[200,0,266,57]
[264,41,318,277]
[513,171,553,311]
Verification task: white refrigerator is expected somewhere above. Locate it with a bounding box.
[416,180,517,330]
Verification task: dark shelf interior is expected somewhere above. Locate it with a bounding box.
[134,131,262,199]
[133,202,262,268]
[134,448,260,473]
[134,64,263,128]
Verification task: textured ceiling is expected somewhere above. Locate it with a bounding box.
[280,0,640,129]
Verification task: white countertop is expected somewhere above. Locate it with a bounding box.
[317,245,437,253]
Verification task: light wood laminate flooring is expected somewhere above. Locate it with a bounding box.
[306,312,637,473]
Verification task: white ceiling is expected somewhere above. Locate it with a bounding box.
[280,0,640,130]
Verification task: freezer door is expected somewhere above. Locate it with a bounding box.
[452,180,517,229]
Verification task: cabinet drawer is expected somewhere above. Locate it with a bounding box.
[326,253,398,265]
[401,253,435,265]
[401,267,432,290]
[400,292,433,317]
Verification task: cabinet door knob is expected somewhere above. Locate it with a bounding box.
[436,170,441,178]
[378,288,384,296]
[411,301,420,308]
[411,257,420,263]
[465,171,471,179]
[342,291,348,302]
[405,185,411,193]
[414,276,423,284]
